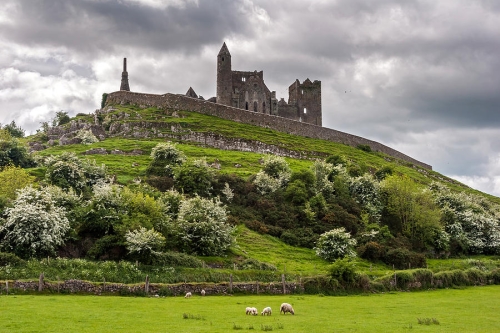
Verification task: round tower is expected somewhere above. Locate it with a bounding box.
[216,42,232,106]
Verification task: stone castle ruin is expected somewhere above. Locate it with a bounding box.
[215,43,322,126]
[110,43,431,170]
[119,43,322,126]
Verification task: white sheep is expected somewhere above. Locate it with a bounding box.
[280,303,294,315]
[184,292,192,298]
[261,306,272,316]
[245,307,258,315]
[201,289,206,296]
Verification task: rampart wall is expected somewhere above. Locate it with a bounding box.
[105,91,432,170]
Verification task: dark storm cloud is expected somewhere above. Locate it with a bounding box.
[2,0,256,55]
[251,0,500,130]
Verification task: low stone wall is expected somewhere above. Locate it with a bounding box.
[2,279,304,296]
[105,91,432,170]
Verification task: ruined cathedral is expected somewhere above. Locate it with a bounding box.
[214,43,322,126]
[119,43,322,126]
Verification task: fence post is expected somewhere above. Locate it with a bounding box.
[282,274,286,294]
[145,275,150,295]
[38,273,44,292]
[229,274,233,293]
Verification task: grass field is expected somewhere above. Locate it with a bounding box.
[2,286,500,332]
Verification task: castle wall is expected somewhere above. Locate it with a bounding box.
[277,99,299,121]
[105,91,432,170]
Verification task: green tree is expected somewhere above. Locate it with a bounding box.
[173,159,214,196]
[2,121,25,138]
[53,111,71,126]
[0,130,36,168]
[0,166,36,200]
[381,175,442,249]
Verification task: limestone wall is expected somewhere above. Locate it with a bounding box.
[105,91,432,170]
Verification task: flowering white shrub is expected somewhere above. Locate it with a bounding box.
[349,174,382,223]
[43,152,107,192]
[176,196,234,256]
[431,183,500,254]
[0,186,70,258]
[222,182,234,202]
[150,142,186,164]
[125,227,166,257]
[311,160,334,196]
[314,227,357,261]
[76,129,99,144]
[253,155,291,195]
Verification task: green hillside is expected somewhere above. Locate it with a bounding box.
[34,104,486,196]
[2,102,500,292]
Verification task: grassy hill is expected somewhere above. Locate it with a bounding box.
[4,101,499,289]
[34,103,494,200]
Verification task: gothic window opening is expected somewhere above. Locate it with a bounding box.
[242,77,246,82]
[245,102,248,110]
[304,108,307,114]
[253,101,258,112]
[263,102,266,113]
[222,57,224,62]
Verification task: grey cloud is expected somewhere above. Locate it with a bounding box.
[3,0,257,56]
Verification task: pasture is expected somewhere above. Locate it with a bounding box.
[1,286,500,332]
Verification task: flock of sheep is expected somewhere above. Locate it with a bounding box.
[246,303,294,316]
[184,291,295,316]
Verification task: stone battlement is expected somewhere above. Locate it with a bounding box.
[105,90,432,170]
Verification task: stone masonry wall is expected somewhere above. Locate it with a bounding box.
[105,91,432,170]
[4,279,304,296]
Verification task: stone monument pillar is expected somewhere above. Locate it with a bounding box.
[120,58,130,91]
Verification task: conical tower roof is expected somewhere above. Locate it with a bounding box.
[218,42,231,56]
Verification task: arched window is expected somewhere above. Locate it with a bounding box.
[304,108,307,114]
[253,101,258,112]
[242,77,246,82]
[245,102,248,110]
[263,102,266,113]
[222,57,225,62]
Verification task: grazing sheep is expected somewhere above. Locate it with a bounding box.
[201,289,206,296]
[246,307,258,315]
[261,307,272,316]
[184,292,192,298]
[280,303,295,315]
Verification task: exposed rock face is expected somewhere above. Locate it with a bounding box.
[28,141,45,152]
[84,148,108,155]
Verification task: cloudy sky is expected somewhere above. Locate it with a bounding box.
[1,0,499,196]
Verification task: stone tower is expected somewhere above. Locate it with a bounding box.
[216,43,232,105]
[289,79,322,126]
[120,58,130,91]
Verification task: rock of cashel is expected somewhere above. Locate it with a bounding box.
[106,43,431,170]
